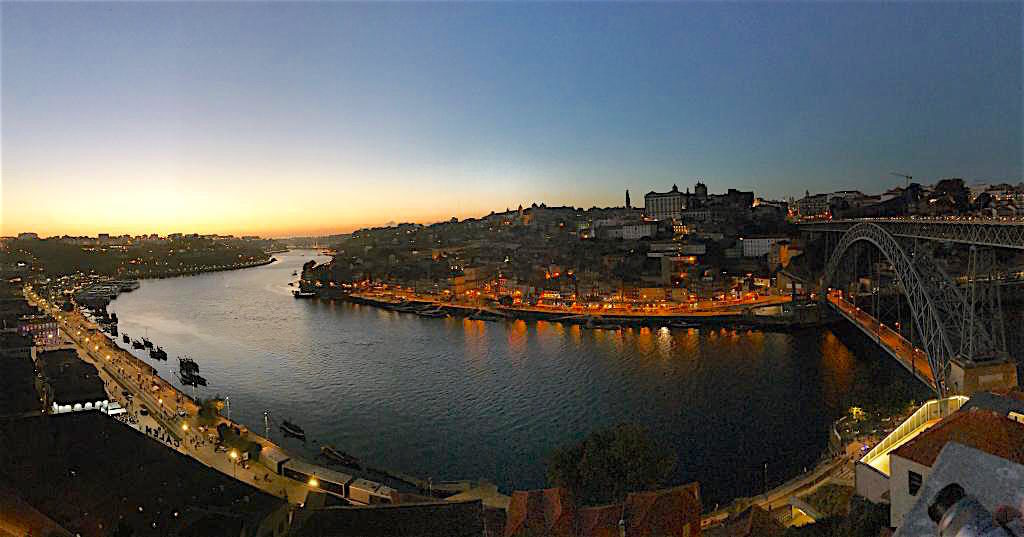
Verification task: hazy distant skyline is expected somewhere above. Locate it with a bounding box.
[3,2,1021,238]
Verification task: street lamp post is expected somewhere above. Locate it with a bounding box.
[229,450,238,478]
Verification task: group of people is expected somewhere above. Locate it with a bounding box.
[187,433,212,451]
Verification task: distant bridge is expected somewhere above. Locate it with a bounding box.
[801,217,1024,249]
[801,219,1013,396]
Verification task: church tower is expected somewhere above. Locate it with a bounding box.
[625,190,631,209]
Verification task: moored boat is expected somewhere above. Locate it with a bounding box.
[416,307,448,318]
[392,302,420,313]
[142,337,153,348]
[178,356,200,375]
[150,346,168,360]
[131,339,145,349]
[123,334,130,344]
[176,371,207,386]
[320,444,360,468]
[281,419,306,439]
[292,290,316,298]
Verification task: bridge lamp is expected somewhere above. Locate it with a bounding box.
[308,476,319,488]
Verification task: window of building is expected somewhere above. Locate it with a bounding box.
[908,471,923,496]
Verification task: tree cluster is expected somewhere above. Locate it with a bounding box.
[546,423,677,506]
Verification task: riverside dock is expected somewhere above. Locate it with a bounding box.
[337,290,826,329]
[25,286,431,505]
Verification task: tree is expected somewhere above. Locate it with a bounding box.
[546,424,676,506]
[196,396,224,425]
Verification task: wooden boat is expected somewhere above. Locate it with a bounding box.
[320,444,360,467]
[281,419,306,439]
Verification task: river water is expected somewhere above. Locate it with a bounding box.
[108,250,927,506]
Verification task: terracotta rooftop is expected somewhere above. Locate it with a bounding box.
[504,487,576,537]
[505,483,701,537]
[622,483,701,537]
[891,408,1024,467]
[578,504,621,537]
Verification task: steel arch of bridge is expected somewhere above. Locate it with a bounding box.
[822,223,982,396]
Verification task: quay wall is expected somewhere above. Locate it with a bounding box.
[324,291,830,330]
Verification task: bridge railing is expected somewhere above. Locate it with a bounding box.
[801,217,1024,249]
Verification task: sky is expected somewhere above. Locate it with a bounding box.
[2,2,1021,238]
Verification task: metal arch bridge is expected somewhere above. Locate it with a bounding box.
[812,221,1008,396]
[801,217,1024,249]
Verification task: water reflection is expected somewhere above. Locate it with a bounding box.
[108,252,926,506]
[820,331,856,409]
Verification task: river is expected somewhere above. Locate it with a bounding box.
[108,250,928,507]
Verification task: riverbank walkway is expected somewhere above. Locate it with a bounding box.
[27,289,315,504]
[348,289,792,319]
[702,455,852,529]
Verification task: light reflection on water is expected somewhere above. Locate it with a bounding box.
[108,251,926,505]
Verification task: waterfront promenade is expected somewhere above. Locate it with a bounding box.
[343,288,794,322]
[25,288,314,504]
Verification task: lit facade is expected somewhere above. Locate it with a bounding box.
[644,185,686,221]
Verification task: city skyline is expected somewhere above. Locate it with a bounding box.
[3,2,1021,238]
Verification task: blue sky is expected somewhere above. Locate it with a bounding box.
[2,2,1021,236]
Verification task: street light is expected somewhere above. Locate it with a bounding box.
[308,475,319,488]
[229,450,239,478]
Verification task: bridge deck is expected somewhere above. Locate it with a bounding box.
[827,295,936,389]
[801,217,1024,249]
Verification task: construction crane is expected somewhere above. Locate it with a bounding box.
[890,172,913,188]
